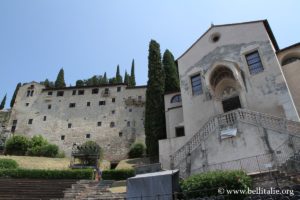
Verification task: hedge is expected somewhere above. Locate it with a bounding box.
[128,142,145,158]
[0,159,18,169]
[102,169,135,180]
[0,169,93,179]
[180,170,252,200]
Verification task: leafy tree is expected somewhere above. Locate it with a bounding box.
[102,72,108,84]
[76,80,84,86]
[145,40,166,157]
[0,95,6,110]
[124,70,129,85]
[115,65,123,83]
[109,77,117,84]
[4,135,31,155]
[10,83,21,108]
[163,49,180,93]
[54,68,66,88]
[129,59,136,86]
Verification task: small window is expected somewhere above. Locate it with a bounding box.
[28,119,33,124]
[110,122,115,128]
[175,127,185,137]
[129,108,132,112]
[11,126,16,132]
[119,132,123,137]
[61,135,65,140]
[43,116,47,121]
[127,121,130,127]
[112,110,115,114]
[99,101,106,106]
[27,90,30,97]
[26,103,29,107]
[57,91,64,97]
[170,95,182,103]
[104,88,109,94]
[138,96,142,100]
[97,121,102,126]
[12,120,18,126]
[87,102,91,106]
[245,51,264,75]
[86,134,91,139]
[92,88,99,94]
[48,91,53,96]
[72,90,76,95]
[48,104,52,109]
[78,90,84,95]
[117,87,121,92]
[191,74,202,96]
[30,90,34,96]
[112,98,115,103]
[69,103,76,108]
[68,123,72,128]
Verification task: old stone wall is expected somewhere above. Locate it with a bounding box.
[8,83,146,161]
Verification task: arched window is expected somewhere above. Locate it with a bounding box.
[282,57,300,66]
[170,94,181,103]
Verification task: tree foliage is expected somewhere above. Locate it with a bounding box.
[54,68,66,88]
[0,94,6,110]
[129,59,136,87]
[163,49,180,93]
[144,40,166,157]
[10,83,21,108]
[124,70,129,85]
[115,65,123,83]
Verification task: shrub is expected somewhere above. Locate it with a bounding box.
[77,141,103,166]
[0,168,93,179]
[128,142,145,158]
[0,159,18,169]
[40,144,59,157]
[4,135,30,155]
[102,169,135,180]
[180,170,252,200]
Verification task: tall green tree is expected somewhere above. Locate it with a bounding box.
[145,40,166,157]
[54,68,66,88]
[115,65,123,83]
[124,70,129,85]
[129,59,136,87]
[10,83,21,108]
[163,49,180,93]
[0,94,6,110]
[102,72,108,84]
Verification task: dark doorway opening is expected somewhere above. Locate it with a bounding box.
[222,96,241,112]
[110,161,119,169]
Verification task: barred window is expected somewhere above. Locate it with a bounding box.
[246,51,264,75]
[191,74,202,96]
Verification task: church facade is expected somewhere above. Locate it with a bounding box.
[159,20,300,177]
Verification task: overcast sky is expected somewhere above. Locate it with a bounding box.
[0,0,299,108]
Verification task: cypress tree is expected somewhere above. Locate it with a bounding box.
[115,65,123,83]
[144,40,166,157]
[0,94,6,110]
[102,72,108,84]
[44,79,50,88]
[129,59,136,86]
[54,68,66,88]
[10,82,21,108]
[124,70,129,85]
[163,49,180,93]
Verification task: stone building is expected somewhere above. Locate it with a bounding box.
[8,82,146,161]
[159,20,300,177]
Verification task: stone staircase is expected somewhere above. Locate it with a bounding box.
[61,180,125,200]
[0,179,77,200]
[170,109,300,177]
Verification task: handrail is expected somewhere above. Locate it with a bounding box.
[170,108,300,172]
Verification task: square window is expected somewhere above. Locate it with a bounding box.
[92,88,99,94]
[112,98,115,103]
[28,119,33,124]
[176,127,185,137]
[43,116,47,121]
[26,103,29,107]
[129,108,132,112]
[86,134,91,139]
[191,74,202,96]
[69,103,76,108]
[245,51,264,75]
[112,110,115,114]
[110,122,115,128]
[48,104,52,109]
[104,88,109,95]
[78,90,84,95]
[61,135,65,140]
[68,123,72,128]
[57,91,64,97]
[117,87,121,92]
[72,90,76,95]
[99,101,106,106]
[11,126,16,132]
[48,91,53,96]
[119,132,123,137]
[127,121,130,127]
[87,102,91,106]
[97,121,102,126]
